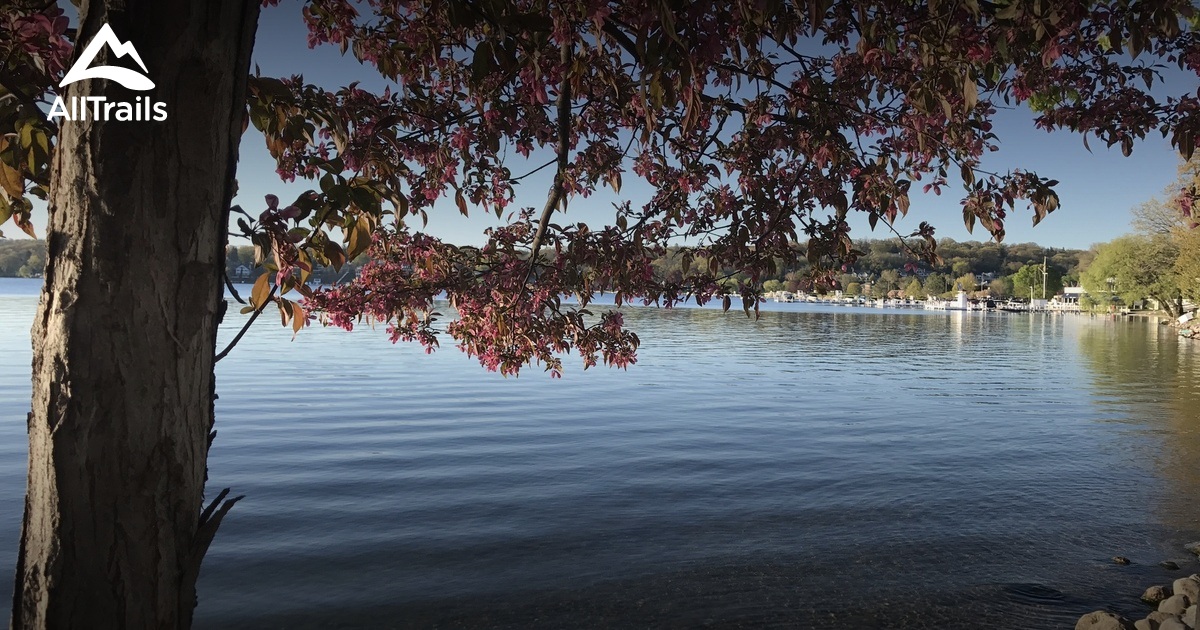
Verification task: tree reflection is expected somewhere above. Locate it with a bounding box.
[1075,318,1200,532]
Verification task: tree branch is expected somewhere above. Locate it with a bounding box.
[214,204,338,363]
[525,40,573,283]
[0,71,50,125]
[223,269,246,304]
[213,283,275,363]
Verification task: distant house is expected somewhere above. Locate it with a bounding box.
[1060,286,1085,305]
[1047,286,1085,312]
[233,264,251,281]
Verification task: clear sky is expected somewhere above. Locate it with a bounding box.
[21,3,1200,251]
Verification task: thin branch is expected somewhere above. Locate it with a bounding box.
[214,204,339,363]
[0,72,50,124]
[213,283,276,363]
[525,40,573,283]
[223,269,246,304]
[511,157,557,182]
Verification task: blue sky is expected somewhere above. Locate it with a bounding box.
[22,3,1199,251]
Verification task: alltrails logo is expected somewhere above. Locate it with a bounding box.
[48,24,167,122]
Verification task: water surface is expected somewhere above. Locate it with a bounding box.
[1,277,1198,628]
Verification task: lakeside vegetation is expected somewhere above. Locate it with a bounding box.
[1077,158,1200,317]
[0,234,1086,296]
[0,226,1175,310]
[6,162,1193,311]
[5,160,1194,316]
[679,237,1083,300]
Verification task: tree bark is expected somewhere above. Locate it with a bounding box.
[12,2,259,628]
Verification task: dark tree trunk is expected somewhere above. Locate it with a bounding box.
[12,2,259,628]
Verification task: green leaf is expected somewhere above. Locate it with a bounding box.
[251,273,270,308]
[324,240,347,271]
[346,214,371,260]
[0,138,24,198]
[960,163,975,187]
[277,297,292,326]
[291,301,306,333]
[349,185,380,216]
[455,190,468,216]
[471,41,494,84]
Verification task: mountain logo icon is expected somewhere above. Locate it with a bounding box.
[60,23,154,91]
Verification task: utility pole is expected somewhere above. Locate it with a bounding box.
[1042,255,1048,299]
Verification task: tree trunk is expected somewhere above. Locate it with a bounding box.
[12,2,259,628]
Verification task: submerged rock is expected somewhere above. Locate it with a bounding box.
[1076,610,1135,630]
[1144,585,1174,605]
[1163,561,1182,571]
[1185,542,1200,556]
[1115,556,1133,565]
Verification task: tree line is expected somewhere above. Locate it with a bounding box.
[1,235,1086,300]
[1078,157,1200,317]
[648,236,1085,300]
[0,239,43,277]
[0,241,365,285]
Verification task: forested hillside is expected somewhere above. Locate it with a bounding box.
[0,240,44,277]
[0,237,1088,291]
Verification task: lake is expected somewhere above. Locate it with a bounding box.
[1,276,1198,628]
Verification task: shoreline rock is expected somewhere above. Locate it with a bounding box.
[1143,585,1173,605]
[1078,548,1200,630]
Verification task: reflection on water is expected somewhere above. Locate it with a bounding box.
[1076,318,1200,534]
[0,277,1197,628]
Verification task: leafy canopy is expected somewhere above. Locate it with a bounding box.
[1009,262,1062,299]
[1082,234,1181,312]
[3,0,1199,375]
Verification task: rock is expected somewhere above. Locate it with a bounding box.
[1145,586,1175,604]
[1161,618,1189,630]
[1175,576,1200,602]
[1115,556,1133,565]
[1139,617,1177,630]
[1076,610,1135,630]
[1186,542,1200,556]
[1185,605,1198,629]
[1161,595,1193,616]
[1163,561,1183,571]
